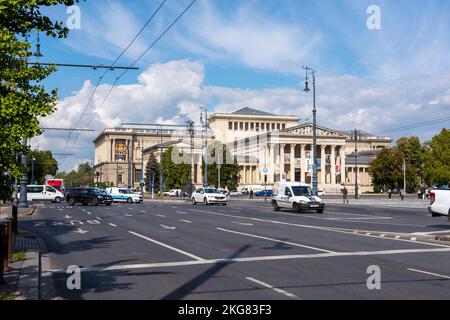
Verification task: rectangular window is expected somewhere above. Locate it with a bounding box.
[256,123,260,131]
[118,174,123,183]
[245,122,249,131]
[277,123,280,130]
[250,123,254,130]
[272,123,275,130]
[228,122,233,130]
[282,124,286,130]
[240,122,244,130]
[234,122,238,130]
[135,169,143,182]
[261,123,265,130]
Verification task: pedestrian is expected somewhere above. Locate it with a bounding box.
[342,185,349,204]
[399,189,404,201]
[249,189,254,199]
[388,189,392,200]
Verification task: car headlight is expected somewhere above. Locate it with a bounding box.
[300,200,307,204]
[97,196,103,199]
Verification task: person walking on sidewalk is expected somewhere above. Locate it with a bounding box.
[388,188,392,200]
[342,185,349,204]
[249,189,254,199]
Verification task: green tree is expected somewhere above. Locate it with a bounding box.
[162,146,190,190]
[0,0,80,201]
[369,136,430,192]
[422,128,450,186]
[202,142,240,190]
[55,162,93,188]
[144,153,160,192]
[27,150,58,184]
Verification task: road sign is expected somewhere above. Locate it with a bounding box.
[260,167,268,174]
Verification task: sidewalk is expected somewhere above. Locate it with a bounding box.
[323,197,429,209]
[0,204,47,301]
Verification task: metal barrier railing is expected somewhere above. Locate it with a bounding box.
[0,206,18,284]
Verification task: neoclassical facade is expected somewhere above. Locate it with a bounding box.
[93,107,392,193]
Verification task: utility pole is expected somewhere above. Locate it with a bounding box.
[303,66,318,194]
[200,107,209,187]
[140,138,144,197]
[159,125,163,198]
[186,120,195,196]
[218,164,221,189]
[353,129,360,199]
[403,157,406,199]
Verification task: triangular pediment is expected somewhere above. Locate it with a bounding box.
[281,124,347,138]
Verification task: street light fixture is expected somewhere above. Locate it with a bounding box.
[303,66,318,194]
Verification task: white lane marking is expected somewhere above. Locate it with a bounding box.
[129,207,133,210]
[156,214,166,218]
[176,211,187,215]
[160,224,176,230]
[407,268,450,280]
[128,231,204,261]
[96,217,102,221]
[231,221,254,226]
[64,215,72,219]
[180,219,192,224]
[86,211,92,215]
[124,213,132,217]
[217,228,334,253]
[326,217,392,220]
[109,223,117,227]
[412,230,450,236]
[410,238,417,241]
[48,247,450,274]
[140,210,147,213]
[189,209,450,249]
[74,228,88,234]
[58,208,63,211]
[246,277,297,299]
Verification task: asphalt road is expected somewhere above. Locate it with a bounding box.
[20,199,450,300]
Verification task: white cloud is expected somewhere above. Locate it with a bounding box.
[34,59,450,171]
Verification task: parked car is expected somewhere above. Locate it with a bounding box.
[192,188,228,205]
[228,189,242,197]
[428,189,450,219]
[272,182,324,214]
[164,189,183,197]
[66,188,113,206]
[26,185,65,203]
[105,187,141,203]
[255,189,273,197]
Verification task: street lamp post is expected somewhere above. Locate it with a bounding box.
[18,139,28,208]
[31,157,36,185]
[303,66,318,194]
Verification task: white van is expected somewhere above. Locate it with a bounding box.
[26,185,65,203]
[241,185,263,195]
[105,187,141,203]
[271,182,324,213]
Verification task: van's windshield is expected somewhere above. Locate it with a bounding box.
[291,186,316,197]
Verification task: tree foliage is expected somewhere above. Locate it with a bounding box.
[162,146,190,190]
[422,128,450,186]
[55,162,93,189]
[0,0,80,201]
[27,149,58,184]
[202,142,240,190]
[144,152,160,192]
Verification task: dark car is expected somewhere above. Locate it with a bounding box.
[66,188,113,206]
[255,189,273,197]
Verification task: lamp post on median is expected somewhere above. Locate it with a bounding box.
[303,66,318,194]
[18,139,29,208]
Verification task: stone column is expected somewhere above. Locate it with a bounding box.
[321,145,326,185]
[268,144,274,183]
[300,144,306,183]
[290,144,296,182]
[341,146,346,184]
[331,145,336,186]
[280,144,285,179]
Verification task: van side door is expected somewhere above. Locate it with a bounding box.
[279,187,292,208]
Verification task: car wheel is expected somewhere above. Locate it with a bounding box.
[222,203,227,206]
[54,197,61,203]
[127,197,132,204]
[272,201,280,211]
[106,203,112,206]
[293,203,301,214]
[204,198,208,206]
[317,209,324,214]
[192,197,197,205]
[82,202,88,206]
[68,198,76,206]
[92,198,99,206]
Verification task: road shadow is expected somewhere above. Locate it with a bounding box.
[162,245,251,300]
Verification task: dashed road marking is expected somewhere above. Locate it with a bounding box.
[179,219,192,224]
[128,231,204,261]
[246,277,298,299]
[160,224,176,230]
[109,223,117,227]
[176,211,187,215]
[407,268,450,280]
[231,221,254,226]
[156,214,166,218]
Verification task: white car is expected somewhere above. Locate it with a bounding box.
[429,189,450,219]
[192,188,228,206]
[26,185,64,203]
[164,189,183,197]
[228,189,242,197]
[271,182,324,213]
[105,187,141,203]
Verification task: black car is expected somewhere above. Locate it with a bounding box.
[66,188,113,206]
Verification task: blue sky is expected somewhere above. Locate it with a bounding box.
[31,0,450,171]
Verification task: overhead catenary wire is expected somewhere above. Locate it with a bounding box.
[61,0,169,160]
[374,114,450,135]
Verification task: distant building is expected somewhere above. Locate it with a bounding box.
[93,107,392,193]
